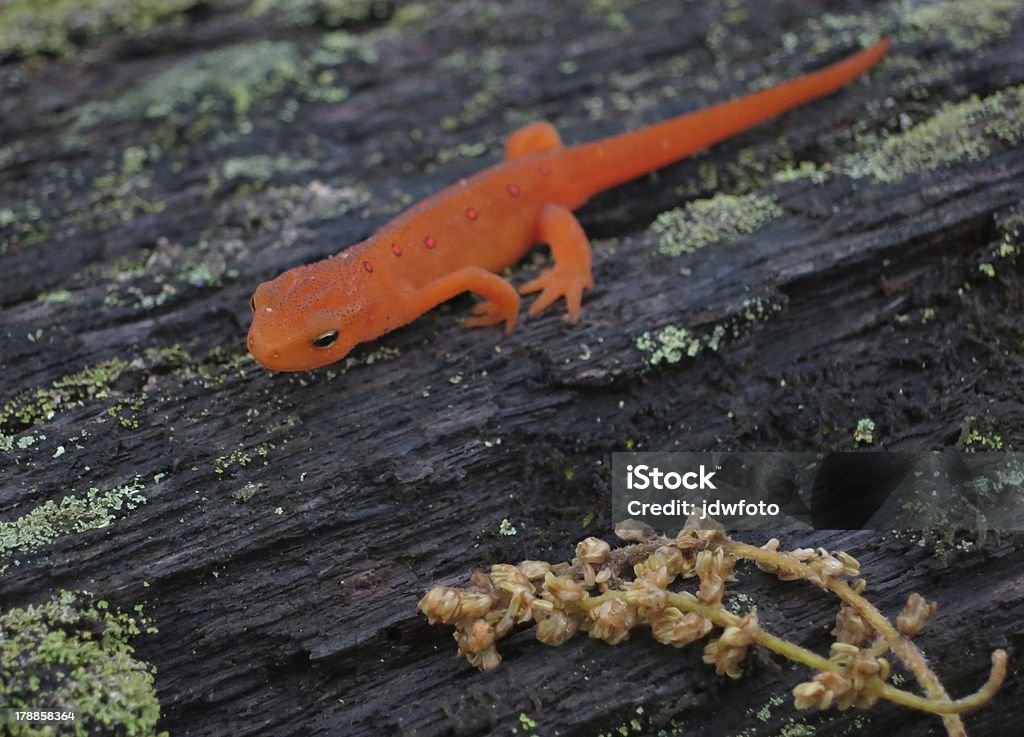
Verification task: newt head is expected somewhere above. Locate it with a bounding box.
[247,258,373,372]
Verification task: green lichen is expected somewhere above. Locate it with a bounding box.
[636,325,702,366]
[0,477,146,573]
[106,394,147,430]
[904,0,1022,51]
[963,429,1004,451]
[796,1,1019,100]
[651,193,783,257]
[0,0,198,58]
[435,46,507,133]
[777,720,817,737]
[997,208,1023,254]
[0,590,164,737]
[0,142,23,167]
[0,201,48,256]
[991,463,1024,491]
[79,41,304,125]
[843,86,1024,183]
[103,281,177,311]
[210,154,317,196]
[312,29,382,66]
[755,694,786,723]
[144,344,192,368]
[36,289,73,304]
[636,299,780,367]
[251,0,392,28]
[433,141,490,166]
[85,146,166,228]
[737,298,783,327]
[232,482,262,503]
[182,261,221,288]
[336,344,402,374]
[803,12,887,55]
[592,706,649,737]
[192,348,255,388]
[853,418,876,445]
[204,181,370,253]
[389,3,432,30]
[586,0,632,31]
[214,443,272,477]
[0,359,129,435]
[727,593,758,617]
[773,161,829,185]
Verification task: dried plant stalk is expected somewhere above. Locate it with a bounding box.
[419,518,1006,737]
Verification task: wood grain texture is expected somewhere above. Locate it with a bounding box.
[1,1,1022,735]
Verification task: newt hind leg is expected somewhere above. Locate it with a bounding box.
[520,204,594,323]
[505,121,562,160]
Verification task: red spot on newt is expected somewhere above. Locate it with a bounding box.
[247,39,892,372]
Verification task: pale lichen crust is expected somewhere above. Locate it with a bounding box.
[0,590,165,737]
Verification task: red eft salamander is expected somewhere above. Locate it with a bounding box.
[248,39,890,371]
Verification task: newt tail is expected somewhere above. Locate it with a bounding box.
[248,38,890,372]
[560,38,891,205]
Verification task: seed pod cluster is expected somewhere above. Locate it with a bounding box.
[419,518,1007,737]
[793,642,891,710]
[419,528,728,671]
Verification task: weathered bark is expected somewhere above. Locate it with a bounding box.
[1,1,1022,736]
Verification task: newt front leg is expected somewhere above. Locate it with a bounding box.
[410,267,521,335]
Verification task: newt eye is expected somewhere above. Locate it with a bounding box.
[250,295,256,312]
[312,330,339,349]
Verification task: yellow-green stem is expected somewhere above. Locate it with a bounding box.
[588,583,1004,718]
[725,541,1006,724]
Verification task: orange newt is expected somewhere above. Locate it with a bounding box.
[248,38,890,371]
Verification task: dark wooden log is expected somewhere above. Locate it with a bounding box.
[1,1,1022,736]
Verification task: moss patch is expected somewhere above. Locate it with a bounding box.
[250,0,393,28]
[210,154,317,196]
[963,428,1003,451]
[843,86,1024,182]
[0,359,129,436]
[312,29,383,66]
[0,476,147,573]
[651,193,783,257]
[0,590,164,737]
[0,0,198,59]
[80,40,303,124]
[853,418,876,445]
[904,0,1022,51]
[636,325,703,365]
[635,298,780,367]
[0,201,48,256]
